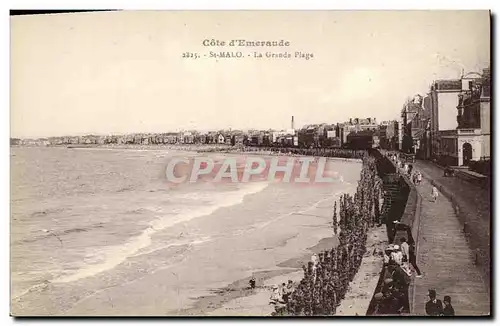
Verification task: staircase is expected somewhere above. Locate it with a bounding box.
[381,174,404,219]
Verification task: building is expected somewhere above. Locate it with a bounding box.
[324,124,341,148]
[357,118,378,131]
[335,123,346,147]
[454,69,491,165]
[298,125,318,148]
[216,133,225,144]
[164,132,179,144]
[400,95,432,156]
[429,78,462,158]
[480,68,491,160]
[179,131,195,144]
[272,130,287,144]
[342,118,378,145]
[378,120,399,150]
[346,130,379,149]
[427,68,491,166]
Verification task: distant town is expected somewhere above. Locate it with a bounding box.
[10,116,391,150]
[11,66,490,176]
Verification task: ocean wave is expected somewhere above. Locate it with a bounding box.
[238,188,348,235]
[116,186,135,193]
[30,208,66,218]
[129,235,213,258]
[51,182,270,284]
[13,223,105,245]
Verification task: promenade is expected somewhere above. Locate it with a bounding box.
[415,161,490,223]
[414,161,491,291]
[411,164,490,316]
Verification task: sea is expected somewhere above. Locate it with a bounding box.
[10,147,362,316]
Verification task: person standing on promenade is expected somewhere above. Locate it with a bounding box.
[393,222,423,278]
[425,289,444,316]
[408,241,423,278]
[443,296,455,316]
[391,245,403,265]
[431,186,439,202]
[400,237,409,263]
[417,171,422,185]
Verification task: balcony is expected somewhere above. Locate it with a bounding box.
[457,84,482,129]
[457,129,480,135]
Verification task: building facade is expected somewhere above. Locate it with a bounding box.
[424,68,491,166]
[454,69,491,165]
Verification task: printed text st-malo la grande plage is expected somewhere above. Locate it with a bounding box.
[181,39,314,61]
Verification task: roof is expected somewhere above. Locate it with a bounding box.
[347,130,376,137]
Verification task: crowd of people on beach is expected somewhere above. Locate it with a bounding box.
[264,149,453,316]
[198,145,367,160]
[272,155,383,316]
[269,280,295,305]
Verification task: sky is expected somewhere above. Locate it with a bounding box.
[10,10,490,138]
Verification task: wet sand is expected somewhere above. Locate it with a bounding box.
[198,227,386,317]
[183,237,337,316]
[11,147,362,316]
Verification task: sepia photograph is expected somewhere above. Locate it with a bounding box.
[9,9,491,317]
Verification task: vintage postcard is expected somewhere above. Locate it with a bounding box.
[10,10,491,317]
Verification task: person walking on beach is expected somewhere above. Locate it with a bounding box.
[443,296,455,316]
[425,289,444,316]
[431,186,439,202]
[282,280,294,303]
[270,285,281,305]
[249,276,256,289]
[279,283,286,301]
[311,253,319,277]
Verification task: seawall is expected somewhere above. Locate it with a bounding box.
[366,150,418,315]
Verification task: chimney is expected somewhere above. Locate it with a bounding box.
[291,116,294,129]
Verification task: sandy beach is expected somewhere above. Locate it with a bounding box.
[11,147,362,316]
[200,225,387,316]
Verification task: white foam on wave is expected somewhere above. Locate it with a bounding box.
[246,189,347,232]
[129,236,213,258]
[51,182,270,284]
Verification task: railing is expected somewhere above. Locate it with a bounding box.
[457,128,480,135]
